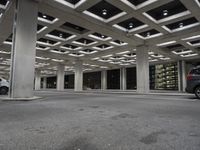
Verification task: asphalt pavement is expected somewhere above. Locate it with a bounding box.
[0,91,200,150]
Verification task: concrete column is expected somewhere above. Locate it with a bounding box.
[178,60,187,92]
[43,77,47,89]
[74,60,83,91]
[35,70,41,90]
[9,0,38,98]
[101,70,107,90]
[136,45,149,94]
[120,67,126,90]
[57,64,65,91]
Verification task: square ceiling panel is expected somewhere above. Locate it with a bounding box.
[37,38,59,46]
[93,44,114,50]
[38,12,55,22]
[121,0,157,10]
[50,49,69,54]
[189,40,200,45]
[0,0,9,9]
[88,32,112,41]
[84,0,126,22]
[166,44,183,50]
[110,40,128,46]
[64,0,81,5]
[47,30,73,39]
[96,44,111,49]
[79,49,97,54]
[61,44,79,50]
[37,24,47,33]
[61,22,89,34]
[114,17,147,32]
[118,17,145,29]
[38,12,58,24]
[127,0,148,6]
[37,24,44,31]
[87,1,123,19]
[36,45,50,51]
[188,40,200,46]
[3,34,12,45]
[135,29,162,39]
[73,38,97,46]
[163,17,199,32]
[54,0,86,9]
[93,32,108,38]
[69,52,84,57]
[76,38,94,44]
[145,0,188,21]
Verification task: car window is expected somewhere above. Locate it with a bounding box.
[190,68,200,75]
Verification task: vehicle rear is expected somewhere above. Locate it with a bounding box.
[0,78,9,95]
[186,67,200,99]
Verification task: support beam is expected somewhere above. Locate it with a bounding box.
[9,0,38,98]
[35,70,41,90]
[120,68,126,90]
[101,70,107,90]
[178,60,187,92]
[74,60,83,91]
[56,64,65,91]
[136,45,149,94]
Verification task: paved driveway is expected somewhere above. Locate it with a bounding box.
[0,91,199,150]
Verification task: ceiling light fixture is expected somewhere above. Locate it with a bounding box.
[129,23,133,28]
[179,23,184,28]
[147,32,150,37]
[59,34,63,38]
[163,10,168,16]
[102,9,107,15]
[43,14,47,18]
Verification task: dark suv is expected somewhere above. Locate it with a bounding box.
[186,66,200,99]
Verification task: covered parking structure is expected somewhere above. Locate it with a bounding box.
[0,0,200,97]
[1,1,200,150]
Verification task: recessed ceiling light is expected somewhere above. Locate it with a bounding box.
[129,23,133,28]
[179,23,184,28]
[43,14,47,18]
[147,32,150,37]
[102,9,107,15]
[163,10,168,16]
[59,34,63,38]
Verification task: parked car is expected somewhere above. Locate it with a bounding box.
[0,77,9,95]
[186,66,200,99]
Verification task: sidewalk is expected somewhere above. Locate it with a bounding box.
[36,89,192,97]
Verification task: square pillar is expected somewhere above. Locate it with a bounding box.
[57,64,65,91]
[74,60,83,91]
[43,77,47,89]
[178,60,187,92]
[120,67,126,90]
[9,0,38,98]
[35,70,41,90]
[101,70,107,90]
[136,45,149,94]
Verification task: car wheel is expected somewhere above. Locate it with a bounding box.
[195,86,200,99]
[0,86,8,95]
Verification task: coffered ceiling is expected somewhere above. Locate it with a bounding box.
[0,0,200,76]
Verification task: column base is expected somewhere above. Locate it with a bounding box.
[137,90,149,94]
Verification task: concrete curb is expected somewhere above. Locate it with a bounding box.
[0,96,43,101]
